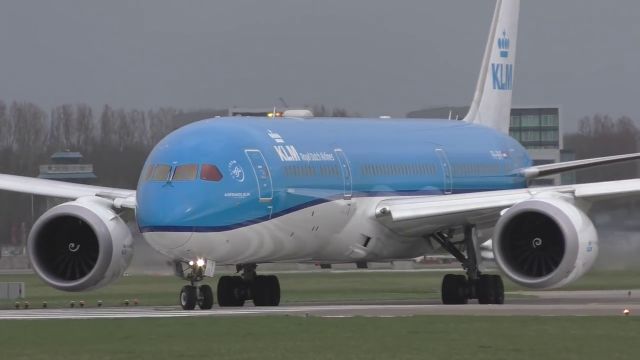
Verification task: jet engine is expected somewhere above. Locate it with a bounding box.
[493,196,598,289]
[27,197,133,292]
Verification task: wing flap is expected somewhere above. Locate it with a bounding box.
[377,189,531,222]
[573,178,640,199]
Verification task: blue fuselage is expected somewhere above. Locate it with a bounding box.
[136,117,530,234]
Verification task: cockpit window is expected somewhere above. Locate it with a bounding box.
[143,165,154,181]
[173,164,198,181]
[151,165,172,181]
[201,164,223,182]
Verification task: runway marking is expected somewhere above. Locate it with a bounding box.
[1,302,640,320]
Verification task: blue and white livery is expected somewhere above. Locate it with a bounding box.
[2,0,640,308]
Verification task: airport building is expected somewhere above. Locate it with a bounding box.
[229,107,314,118]
[37,151,97,212]
[229,107,286,117]
[38,151,97,183]
[509,107,568,186]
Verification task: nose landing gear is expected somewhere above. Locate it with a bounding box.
[176,260,215,310]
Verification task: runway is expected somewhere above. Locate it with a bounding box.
[2,290,640,320]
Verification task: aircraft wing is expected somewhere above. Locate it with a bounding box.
[374,179,640,236]
[0,173,136,209]
[519,153,640,179]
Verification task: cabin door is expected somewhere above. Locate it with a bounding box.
[245,149,273,203]
[435,148,453,195]
[334,149,353,200]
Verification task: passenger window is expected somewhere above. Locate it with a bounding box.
[173,164,197,181]
[151,165,171,181]
[201,164,223,182]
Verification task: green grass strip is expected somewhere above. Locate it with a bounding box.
[1,316,639,360]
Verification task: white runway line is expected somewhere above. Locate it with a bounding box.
[2,302,640,320]
[0,305,431,320]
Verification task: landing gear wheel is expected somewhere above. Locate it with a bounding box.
[478,275,495,304]
[198,284,214,309]
[252,276,268,306]
[217,276,233,307]
[266,275,281,306]
[441,274,468,305]
[217,276,246,307]
[230,276,247,306]
[492,275,505,304]
[478,274,505,304]
[433,226,506,305]
[253,275,281,306]
[180,285,197,310]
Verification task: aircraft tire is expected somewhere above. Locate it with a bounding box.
[441,274,468,305]
[230,276,246,306]
[253,275,280,306]
[198,284,214,310]
[266,275,281,306]
[478,275,505,304]
[477,275,496,304]
[492,275,505,304]
[180,285,197,310]
[217,276,245,307]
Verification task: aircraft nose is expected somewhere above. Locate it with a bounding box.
[144,231,192,250]
[137,191,200,249]
[138,204,195,249]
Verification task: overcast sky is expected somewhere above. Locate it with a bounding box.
[0,0,638,132]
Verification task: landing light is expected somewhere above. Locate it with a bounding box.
[188,260,195,266]
[196,258,205,267]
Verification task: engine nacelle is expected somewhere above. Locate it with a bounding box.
[27,197,133,292]
[493,196,598,289]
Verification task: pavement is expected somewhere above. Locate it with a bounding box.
[1,289,640,320]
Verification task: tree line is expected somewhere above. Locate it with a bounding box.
[564,115,639,183]
[0,101,229,245]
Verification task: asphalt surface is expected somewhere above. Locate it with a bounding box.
[1,290,640,320]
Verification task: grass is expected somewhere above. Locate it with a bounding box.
[1,316,640,360]
[1,271,440,309]
[1,269,639,309]
[2,271,640,360]
[559,270,640,291]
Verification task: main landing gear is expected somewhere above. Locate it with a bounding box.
[176,260,214,310]
[217,264,281,307]
[431,226,504,305]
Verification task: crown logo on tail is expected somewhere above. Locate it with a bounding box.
[497,30,510,58]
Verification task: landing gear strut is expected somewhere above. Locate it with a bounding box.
[431,226,504,305]
[176,260,215,310]
[217,264,281,307]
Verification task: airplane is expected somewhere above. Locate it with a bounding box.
[2,0,640,310]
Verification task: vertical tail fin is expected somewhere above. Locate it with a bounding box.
[463,0,520,133]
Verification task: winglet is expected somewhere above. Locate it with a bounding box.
[464,0,520,134]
